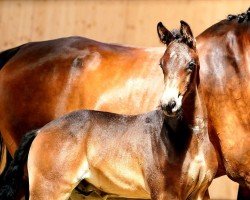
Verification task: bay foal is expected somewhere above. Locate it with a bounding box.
[1,21,217,200]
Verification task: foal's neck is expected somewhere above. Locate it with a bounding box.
[161,83,207,153]
[182,85,207,136]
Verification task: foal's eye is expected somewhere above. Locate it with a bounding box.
[187,61,196,71]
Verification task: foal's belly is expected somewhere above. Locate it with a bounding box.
[85,167,150,199]
[84,148,150,198]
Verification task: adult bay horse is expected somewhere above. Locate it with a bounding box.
[0,8,249,198]
[0,21,217,200]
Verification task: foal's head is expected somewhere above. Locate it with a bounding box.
[157,21,199,117]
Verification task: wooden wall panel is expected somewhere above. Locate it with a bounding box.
[0,0,249,50]
[0,0,247,199]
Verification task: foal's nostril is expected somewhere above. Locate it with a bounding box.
[166,100,176,113]
[169,100,176,109]
[161,100,177,113]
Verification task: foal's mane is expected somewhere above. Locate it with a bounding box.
[170,29,195,49]
[171,29,182,41]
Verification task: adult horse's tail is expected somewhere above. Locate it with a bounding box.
[0,45,22,68]
[0,45,23,178]
[0,130,37,200]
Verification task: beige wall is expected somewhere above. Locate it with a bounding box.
[0,0,249,50]
[0,0,247,199]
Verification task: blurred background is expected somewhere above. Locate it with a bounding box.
[0,0,249,199]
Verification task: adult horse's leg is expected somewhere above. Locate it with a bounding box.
[237,186,250,200]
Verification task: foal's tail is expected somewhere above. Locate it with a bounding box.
[0,130,37,200]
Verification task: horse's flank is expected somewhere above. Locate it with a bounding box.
[0,36,164,154]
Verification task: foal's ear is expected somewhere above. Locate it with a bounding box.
[180,20,196,48]
[157,22,174,45]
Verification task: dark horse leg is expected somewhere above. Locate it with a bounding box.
[238,186,250,200]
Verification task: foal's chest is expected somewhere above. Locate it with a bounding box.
[183,151,214,199]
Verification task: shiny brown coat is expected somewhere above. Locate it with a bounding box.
[25,24,217,199]
[0,14,249,191]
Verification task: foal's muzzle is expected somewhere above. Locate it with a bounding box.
[161,100,176,112]
[161,99,181,117]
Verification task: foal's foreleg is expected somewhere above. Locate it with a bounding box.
[203,190,210,200]
[150,191,179,200]
[147,177,179,200]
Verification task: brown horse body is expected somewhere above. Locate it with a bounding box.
[1,22,217,199]
[0,10,249,193]
[27,108,215,200]
[0,37,165,156]
[198,19,250,187]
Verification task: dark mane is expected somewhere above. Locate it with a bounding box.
[197,7,249,40]
[171,29,182,40]
[170,29,194,49]
[227,7,250,23]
